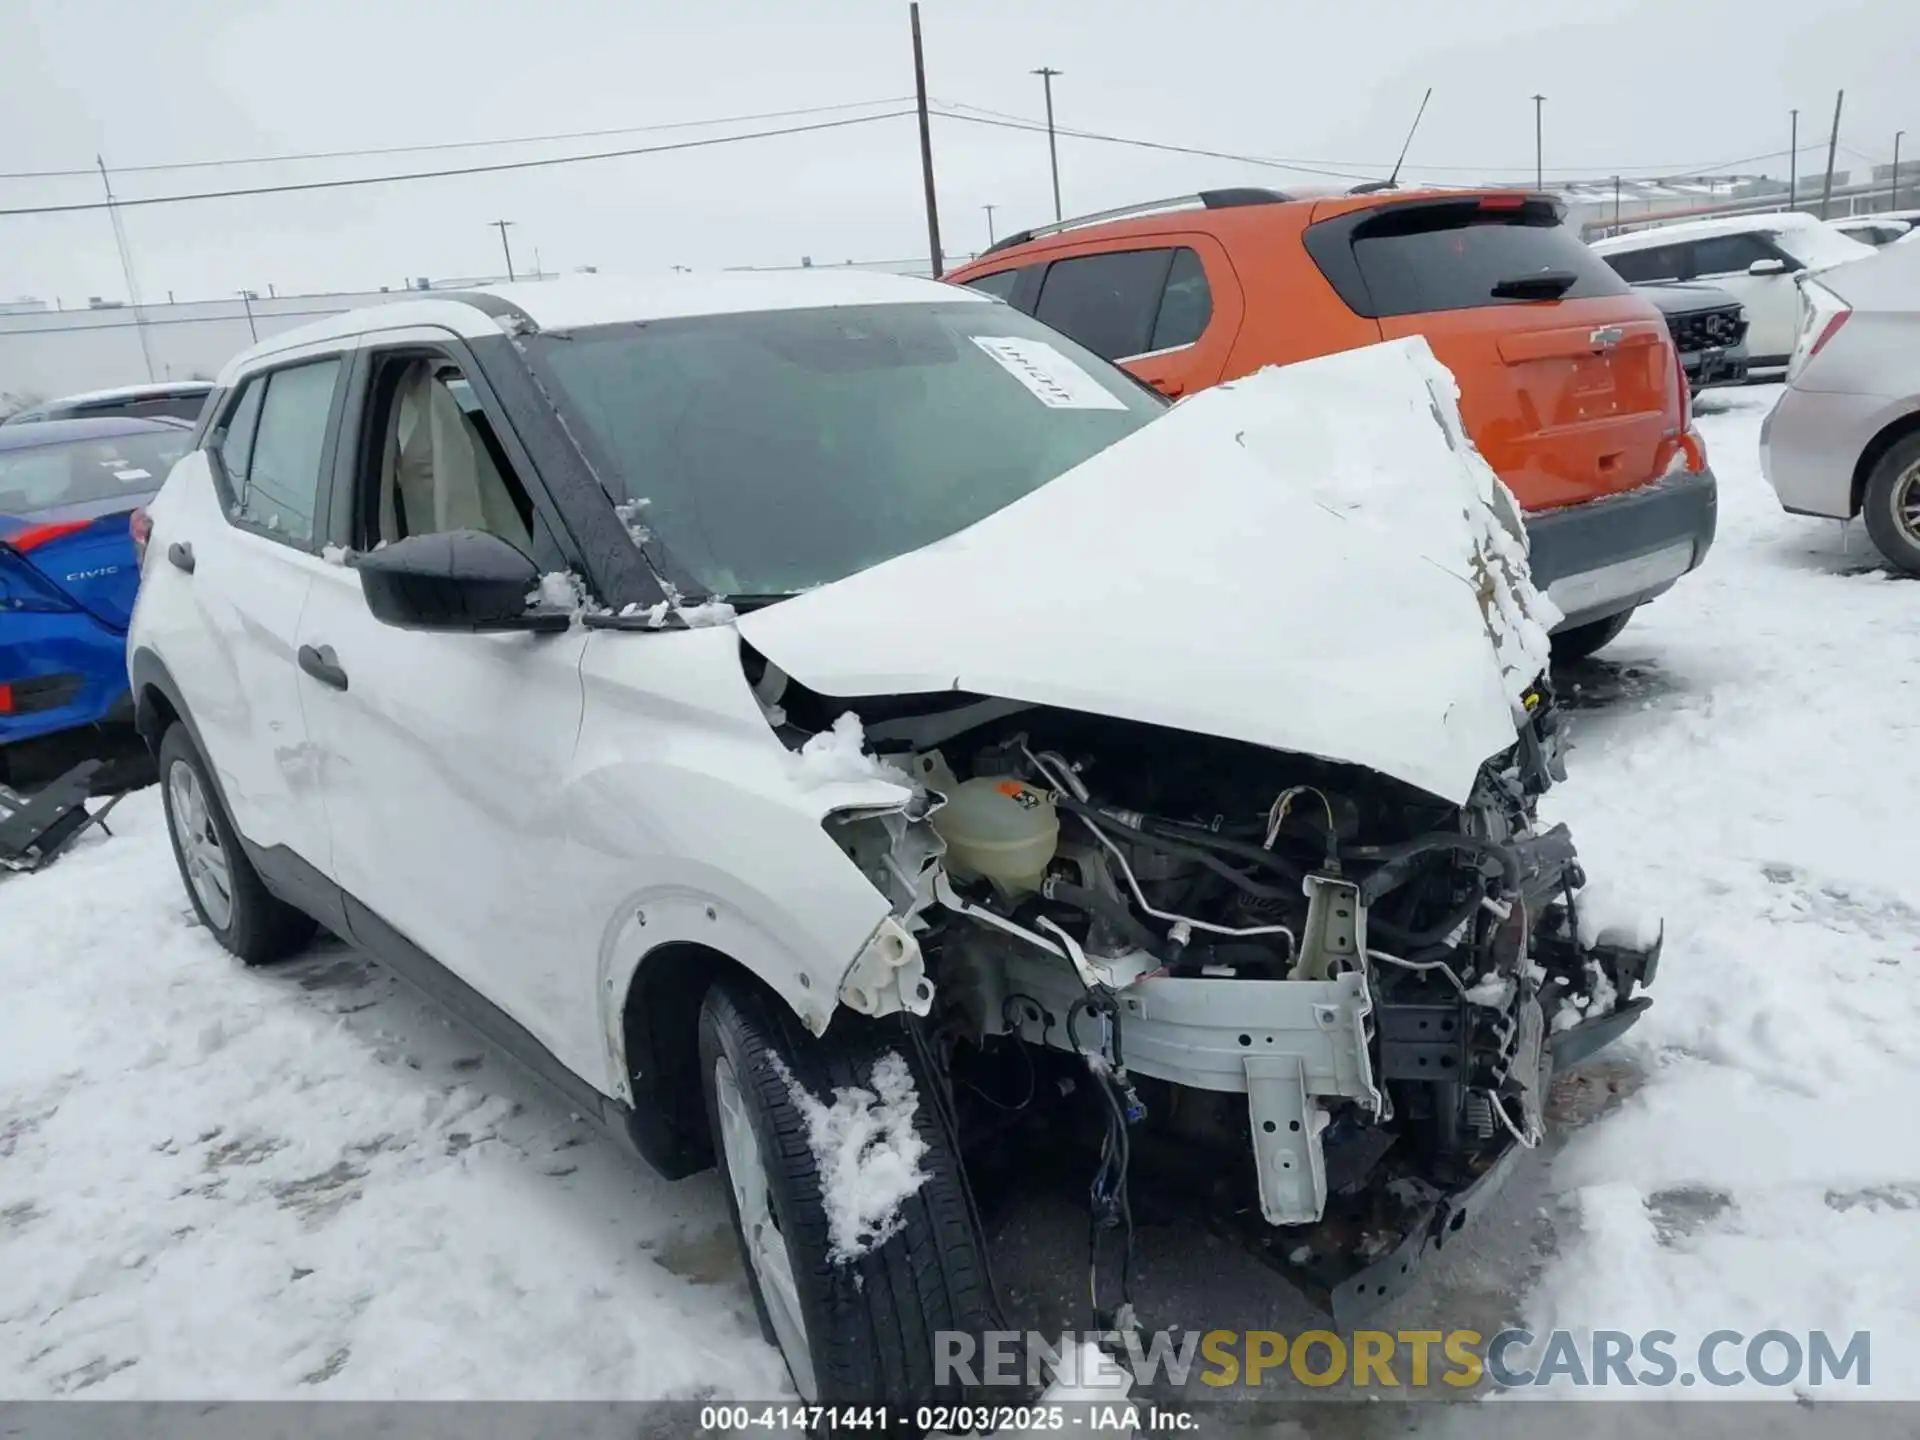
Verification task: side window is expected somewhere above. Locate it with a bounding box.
[234,359,339,544]
[1690,233,1775,277]
[1033,249,1176,360]
[1148,247,1213,352]
[1603,245,1685,283]
[210,377,265,498]
[360,353,535,554]
[963,269,1022,302]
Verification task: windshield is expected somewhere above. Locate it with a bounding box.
[0,430,189,517]
[529,301,1162,597]
[1772,223,1876,272]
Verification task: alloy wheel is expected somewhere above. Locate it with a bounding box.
[1894,460,1920,546]
[714,1053,817,1398]
[168,759,234,930]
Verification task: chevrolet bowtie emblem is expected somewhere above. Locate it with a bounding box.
[1589,325,1626,350]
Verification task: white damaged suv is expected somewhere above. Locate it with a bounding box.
[126,274,1660,1409]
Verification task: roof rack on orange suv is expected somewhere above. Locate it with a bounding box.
[948,187,1716,661]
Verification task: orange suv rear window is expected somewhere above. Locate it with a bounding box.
[1305,197,1631,318]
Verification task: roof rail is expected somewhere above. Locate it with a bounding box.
[979,187,1293,258]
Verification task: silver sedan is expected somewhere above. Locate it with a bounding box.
[1761,240,1920,572]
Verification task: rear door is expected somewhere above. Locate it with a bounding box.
[165,352,344,869]
[1305,196,1680,512]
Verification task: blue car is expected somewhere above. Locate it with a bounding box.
[1,416,193,755]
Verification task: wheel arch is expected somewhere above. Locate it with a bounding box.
[618,940,795,1174]
[130,645,186,755]
[1851,407,1920,517]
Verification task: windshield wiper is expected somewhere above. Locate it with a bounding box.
[1491,269,1578,301]
[719,593,792,613]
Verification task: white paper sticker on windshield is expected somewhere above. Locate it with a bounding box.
[972,336,1128,410]
[114,468,153,481]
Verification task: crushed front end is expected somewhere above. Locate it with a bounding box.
[810,675,1659,1329]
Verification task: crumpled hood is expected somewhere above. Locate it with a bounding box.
[738,337,1559,805]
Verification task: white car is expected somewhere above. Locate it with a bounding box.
[125,275,1658,1407]
[1827,208,1920,247]
[1591,212,1875,371]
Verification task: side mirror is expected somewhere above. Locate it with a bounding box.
[351,529,571,634]
[1748,257,1790,276]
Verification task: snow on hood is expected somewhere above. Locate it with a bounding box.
[738,337,1558,805]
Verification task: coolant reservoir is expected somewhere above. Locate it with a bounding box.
[931,777,1059,897]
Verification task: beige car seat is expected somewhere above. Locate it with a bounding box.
[378,361,532,550]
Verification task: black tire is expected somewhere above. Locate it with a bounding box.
[1861,433,1920,576]
[698,980,998,1418]
[158,723,315,965]
[1551,607,1635,664]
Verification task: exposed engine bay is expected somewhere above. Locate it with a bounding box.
[770,659,1663,1327]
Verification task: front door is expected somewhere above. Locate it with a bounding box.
[295,337,596,1076]
[1687,233,1801,362]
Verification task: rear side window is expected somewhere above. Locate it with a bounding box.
[1034,249,1176,360]
[218,359,340,545]
[1307,199,1630,318]
[1602,244,1689,283]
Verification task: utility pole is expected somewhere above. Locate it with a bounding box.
[237,290,258,342]
[1895,131,1906,209]
[1789,108,1799,208]
[983,203,998,245]
[1613,175,1621,228]
[1531,94,1546,191]
[1818,90,1844,220]
[490,219,517,282]
[95,156,158,382]
[910,3,944,279]
[1033,67,1064,220]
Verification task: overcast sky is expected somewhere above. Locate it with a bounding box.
[3,0,1915,305]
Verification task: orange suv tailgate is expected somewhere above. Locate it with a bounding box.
[1303,195,1679,511]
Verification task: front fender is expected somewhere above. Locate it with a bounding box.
[572,626,916,1098]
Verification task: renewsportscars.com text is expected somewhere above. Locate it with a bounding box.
[934,1328,1872,1391]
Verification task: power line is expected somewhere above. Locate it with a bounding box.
[929,107,1381,183]
[933,98,1836,183]
[0,110,916,218]
[0,97,918,181]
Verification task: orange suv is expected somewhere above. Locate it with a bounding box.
[947,187,1715,659]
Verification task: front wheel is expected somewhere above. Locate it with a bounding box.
[698,981,997,1413]
[1551,607,1635,664]
[158,724,314,965]
[1861,434,1920,575]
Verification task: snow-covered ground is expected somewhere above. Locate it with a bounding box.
[1517,384,1920,1396]
[2,384,1914,1402]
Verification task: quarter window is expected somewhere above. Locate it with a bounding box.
[1149,248,1213,351]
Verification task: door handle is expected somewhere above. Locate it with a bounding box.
[297,643,349,692]
[167,542,195,573]
[1151,379,1186,399]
